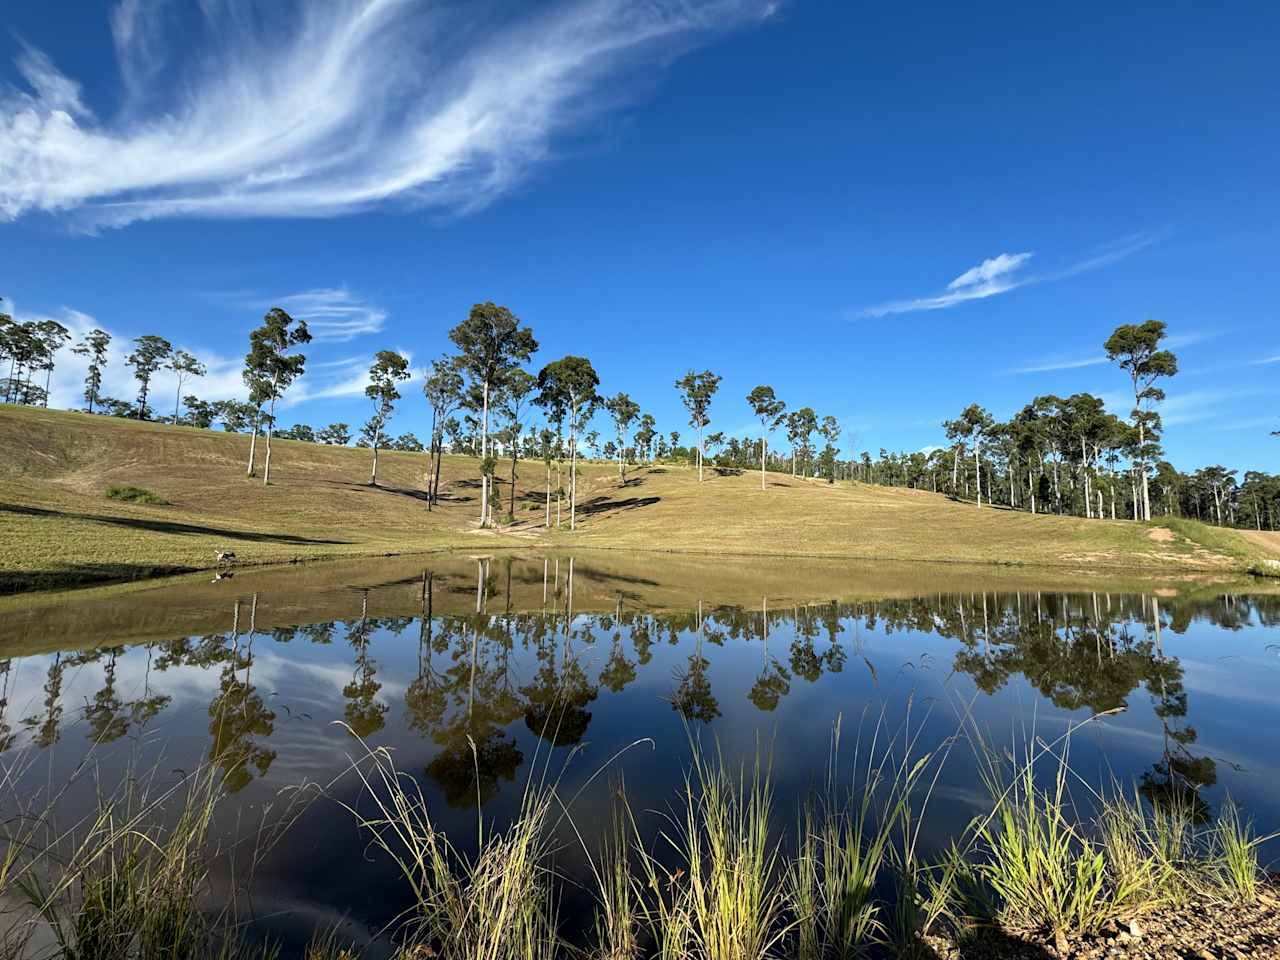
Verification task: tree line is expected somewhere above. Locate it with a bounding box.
[3,298,1274,531]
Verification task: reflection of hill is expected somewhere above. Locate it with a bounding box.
[6,551,1276,657]
[7,556,1270,812]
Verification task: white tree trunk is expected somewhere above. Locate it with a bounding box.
[480,380,490,527]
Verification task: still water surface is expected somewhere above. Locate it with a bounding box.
[1,552,1278,953]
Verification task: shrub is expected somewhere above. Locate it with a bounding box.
[105,484,169,505]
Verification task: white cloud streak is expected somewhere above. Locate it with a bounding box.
[0,0,776,229]
[269,289,387,343]
[859,233,1156,320]
[861,252,1032,318]
[1011,355,1110,374]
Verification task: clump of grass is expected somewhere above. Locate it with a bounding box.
[789,719,934,959]
[676,745,790,960]
[1246,559,1280,579]
[10,763,272,960]
[338,735,559,960]
[973,752,1113,954]
[630,741,790,960]
[589,794,640,960]
[1098,786,1194,913]
[105,484,169,505]
[1207,797,1266,903]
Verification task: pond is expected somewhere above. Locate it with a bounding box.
[1,552,1278,956]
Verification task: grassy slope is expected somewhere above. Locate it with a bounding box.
[0,405,1274,591]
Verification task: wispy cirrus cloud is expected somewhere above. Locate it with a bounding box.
[861,252,1033,318]
[269,289,387,343]
[1251,353,1280,366]
[0,0,777,229]
[1011,355,1110,374]
[859,233,1156,319]
[1011,329,1213,376]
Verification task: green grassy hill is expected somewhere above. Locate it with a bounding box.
[0,405,1274,592]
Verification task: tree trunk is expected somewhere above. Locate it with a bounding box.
[760,437,767,491]
[247,406,261,477]
[570,402,579,531]
[1137,419,1151,522]
[479,380,490,527]
[617,432,624,484]
[544,462,551,527]
[174,379,182,425]
[43,365,52,408]
[697,423,704,482]
[432,430,445,511]
[262,393,278,485]
[974,442,982,508]
[370,438,380,486]
[509,443,518,523]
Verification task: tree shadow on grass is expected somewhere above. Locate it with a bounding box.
[577,495,661,518]
[0,503,350,545]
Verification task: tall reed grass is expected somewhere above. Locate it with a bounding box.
[1,714,1273,960]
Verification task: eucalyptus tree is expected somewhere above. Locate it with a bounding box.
[245,308,311,485]
[32,320,70,408]
[71,328,111,413]
[536,356,599,531]
[497,368,536,521]
[0,299,11,383]
[945,404,994,507]
[1105,320,1178,521]
[125,335,172,419]
[317,422,351,446]
[604,392,640,484]
[674,370,721,482]
[746,385,786,490]
[785,406,817,477]
[538,427,557,527]
[168,350,207,424]
[363,350,411,486]
[448,302,538,528]
[634,413,657,463]
[819,415,841,482]
[422,357,464,511]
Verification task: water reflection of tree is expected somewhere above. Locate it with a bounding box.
[343,592,389,738]
[945,590,1217,819]
[671,602,720,723]
[423,560,527,807]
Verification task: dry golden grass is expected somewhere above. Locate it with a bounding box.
[0,405,1272,593]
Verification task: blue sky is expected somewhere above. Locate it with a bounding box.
[2,0,1276,471]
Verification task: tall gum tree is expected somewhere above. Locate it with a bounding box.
[746,385,786,491]
[125,335,172,419]
[168,350,207,424]
[1105,320,1178,522]
[71,328,111,414]
[422,357,464,511]
[498,368,536,521]
[363,350,411,486]
[448,303,538,529]
[674,370,720,482]
[537,356,599,531]
[245,308,311,486]
[604,392,640,484]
